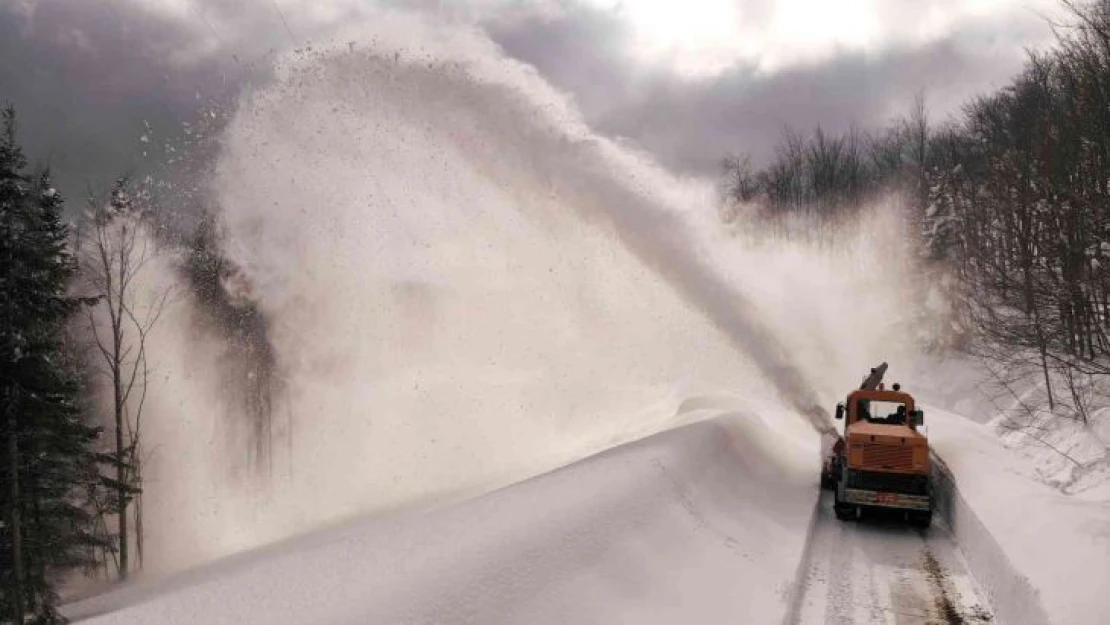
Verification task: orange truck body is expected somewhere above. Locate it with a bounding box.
[824,366,933,526]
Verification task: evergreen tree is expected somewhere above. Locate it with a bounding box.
[1,106,106,623]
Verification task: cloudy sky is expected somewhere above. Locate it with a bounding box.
[0,0,1065,199]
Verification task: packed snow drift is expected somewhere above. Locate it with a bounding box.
[66,412,818,624]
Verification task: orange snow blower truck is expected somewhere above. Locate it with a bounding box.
[820,362,933,527]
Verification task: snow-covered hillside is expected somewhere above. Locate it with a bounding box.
[987,400,1110,499]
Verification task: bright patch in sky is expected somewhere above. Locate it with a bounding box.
[580,0,1061,75]
[770,0,879,62]
[583,0,743,73]
[581,0,741,74]
[64,0,1064,78]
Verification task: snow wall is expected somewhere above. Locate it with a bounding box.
[930,409,1110,625]
[65,413,818,624]
[931,455,1051,625]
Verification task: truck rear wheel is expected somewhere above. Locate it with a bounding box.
[833,488,855,520]
[909,511,932,528]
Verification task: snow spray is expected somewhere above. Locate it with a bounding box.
[130,11,917,574]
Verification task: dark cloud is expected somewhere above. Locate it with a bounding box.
[486,2,636,121]
[489,5,1053,174]
[591,35,1031,174]
[0,0,291,206]
[0,0,442,207]
[0,0,1059,206]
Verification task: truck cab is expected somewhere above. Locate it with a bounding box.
[824,367,933,527]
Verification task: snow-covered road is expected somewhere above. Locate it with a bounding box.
[791,492,993,625]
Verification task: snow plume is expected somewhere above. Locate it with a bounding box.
[179,213,284,477]
[125,10,932,576]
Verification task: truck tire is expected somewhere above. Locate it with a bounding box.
[822,455,842,491]
[909,510,932,528]
[833,488,855,520]
[834,504,855,520]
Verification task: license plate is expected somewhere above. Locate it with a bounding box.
[875,492,900,504]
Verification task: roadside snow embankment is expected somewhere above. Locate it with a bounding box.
[930,408,1110,625]
[66,413,818,624]
[988,403,1110,499]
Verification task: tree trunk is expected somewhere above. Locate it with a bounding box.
[1020,199,1055,410]
[115,362,128,580]
[134,452,143,570]
[7,391,24,624]
[28,480,45,615]
[1040,342,1056,410]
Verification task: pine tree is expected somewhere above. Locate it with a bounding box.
[1,106,107,623]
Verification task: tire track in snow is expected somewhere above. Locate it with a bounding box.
[790,492,995,625]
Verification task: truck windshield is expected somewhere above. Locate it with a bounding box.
[856,400,908,424]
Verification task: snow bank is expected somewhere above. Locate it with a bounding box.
[988,401,1110,499]
[929,407,1110,625]
[65,414,819,624]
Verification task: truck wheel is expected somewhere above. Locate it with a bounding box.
[834,504,855,520]
[909,511,932,528]
[833,489,854,520]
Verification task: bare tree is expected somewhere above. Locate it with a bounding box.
[905,91,930,204]
[719,1,1110,419]
[77,178,169,580]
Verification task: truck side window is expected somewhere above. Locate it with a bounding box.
[857,399,871,422]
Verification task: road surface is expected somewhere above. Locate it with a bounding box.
[790,492,995,625]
